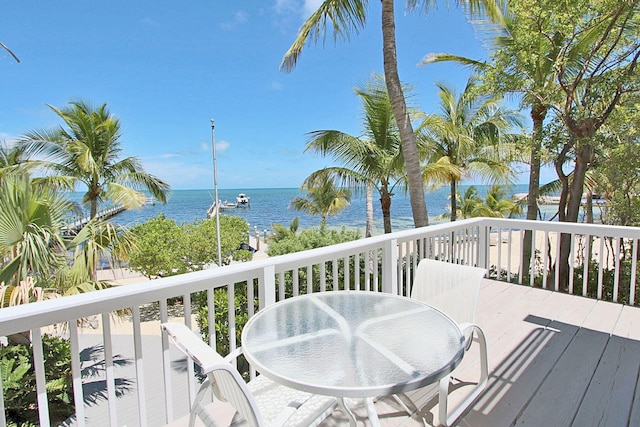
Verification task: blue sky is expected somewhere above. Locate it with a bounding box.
[1,1,540,190]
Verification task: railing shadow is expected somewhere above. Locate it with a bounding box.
[455,314,640,426]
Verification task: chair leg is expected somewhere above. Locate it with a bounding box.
[390,394,414,415]
[438,377,449,426]
[189,380,218,427]
[441,325,489,426]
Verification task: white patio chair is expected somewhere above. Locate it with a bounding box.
[404,258,489,426]
[161,322,337,427]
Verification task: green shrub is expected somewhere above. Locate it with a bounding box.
[1,335,74,425]
[0,335,134,426]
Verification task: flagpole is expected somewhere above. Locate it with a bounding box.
[211,119,222,266]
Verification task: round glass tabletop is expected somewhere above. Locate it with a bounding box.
[241,291,465,398]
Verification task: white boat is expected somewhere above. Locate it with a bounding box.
[220,200,238,209]
[236,193,250,207]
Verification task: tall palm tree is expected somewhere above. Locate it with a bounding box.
[304,75,410,234]
[420,0,561,273]
[281,0,506,229]
[420,78,520,221]
[18,100,170,219]
[290,171,352,228]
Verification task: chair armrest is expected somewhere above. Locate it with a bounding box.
[161,322,225,373]
[458,322,484,351]
[223,346,244,363]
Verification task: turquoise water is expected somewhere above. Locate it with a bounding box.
[99,184,537,234]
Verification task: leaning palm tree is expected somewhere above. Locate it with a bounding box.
[305,75,411,234]
[18,100,170,219]
[420,78,520,221]
[281,0,506,229]
[290,171,352,228]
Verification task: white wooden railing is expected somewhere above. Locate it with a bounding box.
[0,218,638,426]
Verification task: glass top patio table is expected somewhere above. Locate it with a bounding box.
[241,291,465,399]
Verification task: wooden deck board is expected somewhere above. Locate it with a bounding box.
[572,336,640,427]
[514,327,609,426]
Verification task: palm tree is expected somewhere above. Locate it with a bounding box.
[0,172,133,288]
[420,1,560,273]
[437,185,483,221]
[0,174,70,287]
[18,100,170,219]
[290,171,351,228]
[479,185,522,218]
[420,78,520,221]
[281,0,506,229]
[304,75,410,234]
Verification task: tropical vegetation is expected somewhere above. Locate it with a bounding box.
[18,100,170,220]
[128,214,252,278]
[419,77,521,221]
[281,0,508,229]
[303,74,414,234]
[290,170,352,228]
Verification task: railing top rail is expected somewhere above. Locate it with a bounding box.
[2,217,638,336]
[481,218,640,238]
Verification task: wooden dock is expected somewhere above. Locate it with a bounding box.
[63,205,126,234]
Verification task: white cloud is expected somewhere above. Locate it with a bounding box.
[234,10,248,23]
[274,0,320,19]
[0,133,18,145]
[216,140,230,152]
[143,160,211,189]
[302,0,322,18]
[271,81,283,90]
[274,0,298,14]
[220,9,249,30]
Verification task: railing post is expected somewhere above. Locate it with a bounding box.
[477,222,488,270]
[382,238,399,295]
[260,265,277,308]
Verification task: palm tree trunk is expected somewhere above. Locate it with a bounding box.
[522,103,546,284]
[380,186,392,234]
[380,0,428,228]
[557,143,593,289]
[450,180,457,221]
[366,183,374,237]
[90,197,98,219]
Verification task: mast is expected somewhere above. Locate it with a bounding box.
[211,119,222,266]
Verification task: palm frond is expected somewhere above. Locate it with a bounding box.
[281,0,368,72]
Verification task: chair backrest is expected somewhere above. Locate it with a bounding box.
[411,259,487,325]
[161,322,262,427]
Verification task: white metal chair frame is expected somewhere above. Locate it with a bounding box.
[161,322,337,427]
[408,258,489,426]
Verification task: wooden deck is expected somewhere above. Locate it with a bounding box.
[318,279,640,426]
[77,280,640,426]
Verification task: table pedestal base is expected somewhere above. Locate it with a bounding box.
[339,397,381,427]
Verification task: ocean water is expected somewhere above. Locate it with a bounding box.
[100,184,537,235]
